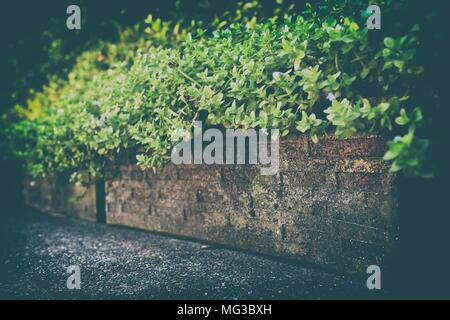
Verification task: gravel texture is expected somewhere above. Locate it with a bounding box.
[0,209,369,299]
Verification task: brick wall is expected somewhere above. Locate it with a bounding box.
[23,175,97,222]
[105,133,398,273]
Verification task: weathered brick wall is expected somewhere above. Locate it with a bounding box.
[105,133,398,273]
[23,175,97,222]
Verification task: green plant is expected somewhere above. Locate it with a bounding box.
[2,0,433,180]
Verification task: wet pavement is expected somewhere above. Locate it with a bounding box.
[0,209,370,299]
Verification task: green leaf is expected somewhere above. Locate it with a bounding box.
[383,141,403,160]
[360,67,370,79]
[390,161,403,172]
[412,107,423,123]
[384,37,396,49]
[294,51,305,71]
[296,111,310,133]
[395,109,410,125]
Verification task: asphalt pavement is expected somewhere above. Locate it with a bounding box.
[0,209,369,299]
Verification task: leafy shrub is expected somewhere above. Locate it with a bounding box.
[2,0,433,180]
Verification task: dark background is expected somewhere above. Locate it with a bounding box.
[0,0,449,299]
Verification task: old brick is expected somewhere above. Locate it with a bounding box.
[333,220,392,244]
[280,133,309,146]
[177,164,222,181]
[195,189,225,203]
[189,202,225,214]
[280,224,342,266]
[131,169,145,181]
[149,164,179,180]
[282,171,337,191]
[153,204,185,217]
[221,165,257,186]
[337,172,396,191]
[280,157,335,173]
[334,158,391,173]
[319,190,398,228]
[278,137,310,170]
[310,135,386,158]
[23,175,97,222]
